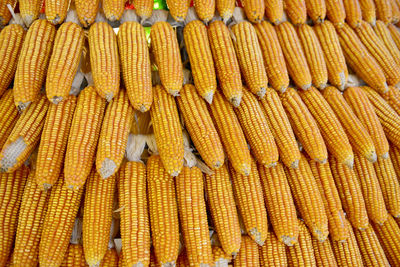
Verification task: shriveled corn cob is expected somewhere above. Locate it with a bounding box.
[100,248,119,267]
[264,0,284,24]
[312,238,338,266]
[209,91,251,175]
[19,0,42,26]
[0,90,19,150]
[0,95,49,173]
[344,0,363,28]
[280,87,327,163]
[193,0,215,22]
[14,20,55,111]
[45,0,70,24]
[0,166,29,267]
[46,22,84,104]
[259,231,288,266]
[375,0,392,23]
[381,86,400,115]
[216,0,235,21]
[212,246,231,266]
[208,21,242,106]
[359,0,377,24]
[183,20,217,103]
[372,216,400,266]
[260,88,300,168]
[177,84,224,169]
[61,244,88,267]
[305,0,326,23]
[0,0,17,26]
[325,0,346,27]
[258,162,299,246]
[103,0,125,21]
[286,220,317,267]
[388,24,400,50]
[133,0,153,19]
[75,0,99,27]
[242,0,265,23]
[64,86,106,190]
[283,0,307,24]
[391,0,400,23]
[167,0,190,21]
[254,21,289,92]
[233,236,260,266]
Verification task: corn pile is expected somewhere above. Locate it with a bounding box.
[2,0,400,266]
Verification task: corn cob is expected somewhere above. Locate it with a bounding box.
[299,87,354,167]
[19,0,42,26]
[46,22,84,104]
[286,220,317,267]
[183,20,217,103]
[147,155,180,265]
[14,20,55,111]
[375,21,400,69]
[0,90,19,150]
[329,156,369,230]
[0,24,25,98]
[325,0,346,27]
[375,0,392,23]
[391,0,400,23]
[372,216,400,266]
[381,86,400,115]
[167,0,190,21]
[258,162,299,246]
[283,0,307,24]
[259,231,287,266]
[264,0,284,24]
[209,91,251,175]
[45,0,70,24]
[253,21,289,92]
[39,176,84,267]
[103,0,125,21]
[390,142,400,178]
[150,85,184,176]
[388,24,400,50]
[305,0,326,23]
[193,0,215,22]
[64,86,106,190]
[280,87,327,163]
[343,86,389,159]
[344,0,363,28]
[260,88,300,168]
[336,23,388,93]
[133,0,153,19]
[208,21,242,106]
[0,0,16,26]
[204,165,241,255]
[233,236,260,266]
[312,238,338,266]
[177,84,224,169]
[36,95,76,190]
[242,0,265,22]
[216,0,235,21]
[354,224,390,267]
[100,248,119,267]
[75,0,99,27]
[313,21,348,90]
[359,0,377,24]
[0,95,49,173]
[61,244,88,267]
[212,246,231,266]
[0,166,29,266]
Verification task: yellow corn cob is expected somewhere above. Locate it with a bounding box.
[150,85,184,176]
[336,23,388,93]
[258,162,299,246]
[64,86,106,190]
[375,0,392,23]
[208,21,242,106]
[372,216,400,266]
[264,0,283,24]
[260,88,300,168]
[344,0,363,28]
[209,91,251,175]
[0,166,29,267]
[325,0,346,27]
[393,0,400,23]
[193,0,215,22]
[176,84,224,169]
[242,0,265,22]
[0,0,17,26]
[388,24,400,50]
[61,244,88,267]
[204,165,241,255]
[0,95,49,173]
[0,90,19,150]
[381,86,400,115]
[229,159,268,245]
[354,224,390,267]
[259,231,287,266]
[99,248,119,267]
[313,20,348,90]
[39,176,84,267]
[75,0,99,27]
[183,20,217,103]
[253,21,289,92]
[280,87,327,163]
[359,0,377,24]
[46,22,84,104]
[88,22,120,101]
[232,22,268,97]
[216,0,234,21]
[390,142,400,178]
[14,19,55,111]
[286,220,317,267]
[235,89,278,167]
[312,238,338,266]
[375,21,400,69]
[19,0,42,26]
[133,0,153,19]
[299,87,354,167]
[103,0,125,21]
[212,246,231,266]
[329,156,369,230]
[283,0,307,24]
[167,0,189,21]
[0,24,25,98]
[45,0,70,24]
[233,236,260,266]
[36,95,76,190]
[323,86,377,162]
[305,0,326,23]
[343,86,389,159]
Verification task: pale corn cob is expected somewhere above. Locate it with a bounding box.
[0,95,49,173]
[19,0,42,26]
[235,89,278,167]
[212,246,231,266]
[64,86,106,190]
[75,0,99,27]
[183,20,217,103]
[0,166,29,267]
[61,244,88,267]
[0,90,19,150]
[344,0,362,28]
[375,21,400,68]
[259,231,288,266]
[258,162,299,246]
[88,22,120,101]
[209,91,251,175]
[0,24,25,98]
[233,236,260,266]
[133,0,153,19]
[392,0,400,22]
[375,0,392,23]
[45,0,70,24]
[329,156,369,230]
[359,0,377,24]
[372,216,400,266]
[312,238,338,266]
[388,24,400,50]
[305,0,326,23]
[0,0,17,26]
[229,159,268,245]
[280,87,327,163]
[298,87,354,167]
[354,224,390,267]
[204,165,241,255]
[283,0,307,24]
[242,0,265,22]
[103,0,125,21]
[39,176,84,267]
[232,21,268,97]
[253,21,289,92]
[260,88,300,168]
[343,86,389,159]
[46,22,84,104]
[14,20,56,110]
[208,21,242,106]
[381,86,400,114]
[36,95,76,190]
[177,84,224,169]
[167,0,189,21]
[323,86,377,162]
[325,0,346,27]
[216,0,235,21]
[150,85,184,176]
[264,0,284,24]
[336,23,388,93]
[286,220,317,267]
[99,248,119,267]
[193,0,215,22]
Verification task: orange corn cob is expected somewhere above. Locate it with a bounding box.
[19,0,42,26]
[375,0,392,23]
[0,90,19,150]
[133,0,153,19]
[0,0,17,26]
[233,236,260,266]
[167,0,190,21]
[305,0,326,23]
[381,86,400,115]
[216,0,235,21]
[99,248,119,267]
[388,24,400,50]
[75,0,99,27]
[242,0,265,22]
[359,0,377,24]
[374,21,400,68]
[45,0,70,24]
[372,216,400,266]
[325,0,346,27]
[312,239,338,266]
[103,0,125,21]
[264,0,284,24]
[193,0,215,23]
[259,231,288,266]
[344,0,363,28]
[286,220,317,267]
[283,0,307,24]
[61,244,88,267]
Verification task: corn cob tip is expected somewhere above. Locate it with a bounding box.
[281,235,298,246]
[313,228,329,242]
[0,137,27,173]
[318,83,328,90]
[265,162,278,168]
[366,150,378,163]
[257,88,267,98]
[66,184,82,191]
[239,163,251,176]
[105,93,114,102]
[316,157,328,164]
[50,96,64,105]
[230,95,242,107]
[343,155,355,168]
[290,159,300,169]
[338,72,347,91]
[98,158,117,179]
[50,15,62,25]
[22,15,35,27]
[301,84,312,90]
[380,152,389,159]
[16,101,31,112]
[249,227,266,246]
[42,183,52,191]
[203,92,214,104]
[161,261,176,267]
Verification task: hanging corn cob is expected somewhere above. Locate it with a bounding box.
[388,24,400,50]
[374,20,400,67]
[312,238,338,266]
[167,0,190,21]
[133,0,153,19]
[375,0,392,23]
[103,0,125,21]
[325,0,346,27]
[61,244,88,267]
[264,0,284,24]
[216,0,235,21]
[75,0,99,27]
[19,0,42,26]
[372,216,400,266]
[359,0,377,24]
[283,0,307,24]
[99,248,119,267]
[0,0,16,26]
[233,236,260,266]
[242,0,265,23]
[381,86,400,114]
[193,0,215,23]
[259,231,288,266]
[286,220,317,267]
[0,90,19,150]
[343,0,362,28]
[305,0,326,23]
[45,0,70,24]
